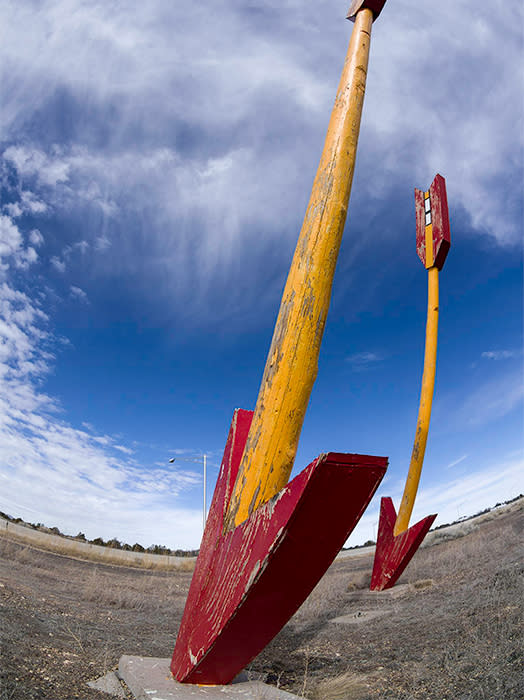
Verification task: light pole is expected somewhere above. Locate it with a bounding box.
[169,454,207,533]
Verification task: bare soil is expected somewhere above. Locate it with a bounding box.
[1,501,522,700]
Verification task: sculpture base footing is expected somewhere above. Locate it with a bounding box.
[100,656,301,699]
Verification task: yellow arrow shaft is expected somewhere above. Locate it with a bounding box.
[224,9,374,530]
[394,264,439,535]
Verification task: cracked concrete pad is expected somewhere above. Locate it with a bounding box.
[87,670,126,697]
[118,656,300,699]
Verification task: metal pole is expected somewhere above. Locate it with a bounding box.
[224,8,375,531]
[394,266,439,535]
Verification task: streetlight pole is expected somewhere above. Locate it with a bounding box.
[169,454,208,534]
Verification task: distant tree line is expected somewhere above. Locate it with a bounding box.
[0,512,199,557]
[431,493,523,531]
[2,493,522,556]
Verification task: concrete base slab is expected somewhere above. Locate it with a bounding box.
[118,656,300,699]
[330,608,391,625]
[346,583,412,601]
[87,670,126,697]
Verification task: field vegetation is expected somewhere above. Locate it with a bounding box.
[0,498,522,699]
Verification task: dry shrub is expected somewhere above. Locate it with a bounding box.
[93,586,147,611]
[346,569,371,591]
[412,578,434,590]
[175,558,196,572]
[12,546,49,570]
[81,570,152,610]
[139,556,195,573]
[310,671,369,700]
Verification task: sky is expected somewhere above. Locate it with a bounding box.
[0,0,522,550]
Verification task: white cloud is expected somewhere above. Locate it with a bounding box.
[4,202,22,218]
[114,443,134,455]
[346,351,383,370]
[50,256,66,273]
[446,454,468,470]
[0,198,205,547]
[457,371,524,428]
[0,214,39,271]
[413,455,523,527]
[95,236,111,251]
[0,0,520,329]
[482,350,519,361]
[49,241,91,276]
[3,145,70,186]
[20,190,47,214]
[69,285,88,302]
[0,0,521,551]
[15,246,38,270]
[0,215,23,258]
[346,452,523,546]
[74,240,89,255]
[29,229,44,246]
[0,276,204,547]
[361,0,523,245]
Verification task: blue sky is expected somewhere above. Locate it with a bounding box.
[0,0,522,549]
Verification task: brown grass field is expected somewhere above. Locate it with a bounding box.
[0,499,522,699]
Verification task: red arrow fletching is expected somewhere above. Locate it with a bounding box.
[415,173,451,270]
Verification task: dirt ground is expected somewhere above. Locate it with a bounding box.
[0,501,522,700]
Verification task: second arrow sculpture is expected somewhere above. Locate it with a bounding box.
[370,173,451,591]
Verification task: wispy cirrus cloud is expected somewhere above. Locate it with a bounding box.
[446,454,468,470]
[0,194,204,548]
[0,0,521,551]
[346,351,384,371]
[347,452,523,547]
[454,371,524,428]
[481,350,520,361]
[0,0,520,330]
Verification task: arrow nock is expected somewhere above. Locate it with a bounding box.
[346,0,388,22]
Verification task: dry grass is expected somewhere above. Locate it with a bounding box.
[346,569,371,591]
[1,500,522,699]
[76,564,194,617]
[291,570,347,625]
[309,671,371,700]
[411,578,434,590]
[261,499,523,699]
[0,530,196,572]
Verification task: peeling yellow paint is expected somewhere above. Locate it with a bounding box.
[224,9,375,531]
[394,265,439,535]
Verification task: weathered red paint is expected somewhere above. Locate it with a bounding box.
[346,0,388,21]
[415,173,451,270]
[172,409,387,685]
[370,497,436,591]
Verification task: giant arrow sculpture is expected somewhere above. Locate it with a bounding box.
[171,1,389,685]
[370,174,451,591]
